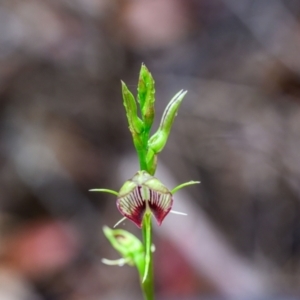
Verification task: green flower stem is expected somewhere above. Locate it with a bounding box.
[99,65,190,300]
[138,131,149,173]
[141,214,154,300]
[136,146,148,172]
[138,139,155,299]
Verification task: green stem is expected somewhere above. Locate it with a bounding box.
[141,214,154,300]
[135,130,150,172]
[137,148,148,171]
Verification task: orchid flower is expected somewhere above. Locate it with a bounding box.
[90,171,199,228]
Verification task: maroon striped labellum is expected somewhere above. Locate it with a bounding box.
[117,171,173,228]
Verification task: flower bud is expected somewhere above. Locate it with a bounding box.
[122,81,143,134]
[137,64,155,131]
[148,90,187,153]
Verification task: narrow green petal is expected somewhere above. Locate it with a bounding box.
[171,180,200,194]
[89,188,118,196]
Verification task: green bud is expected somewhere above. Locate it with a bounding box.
[102,226,145,277]
[148,90,187,153]
[122,81,143,135]
[137,64,155,131]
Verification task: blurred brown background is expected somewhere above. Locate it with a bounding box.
[1,0,300,299]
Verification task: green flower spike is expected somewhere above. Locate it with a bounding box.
[90,64,199,300]
[90,171,199,228]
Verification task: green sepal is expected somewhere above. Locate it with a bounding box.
[148,90,187,154]
[103,226,145,279]
[137,64,155,131]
